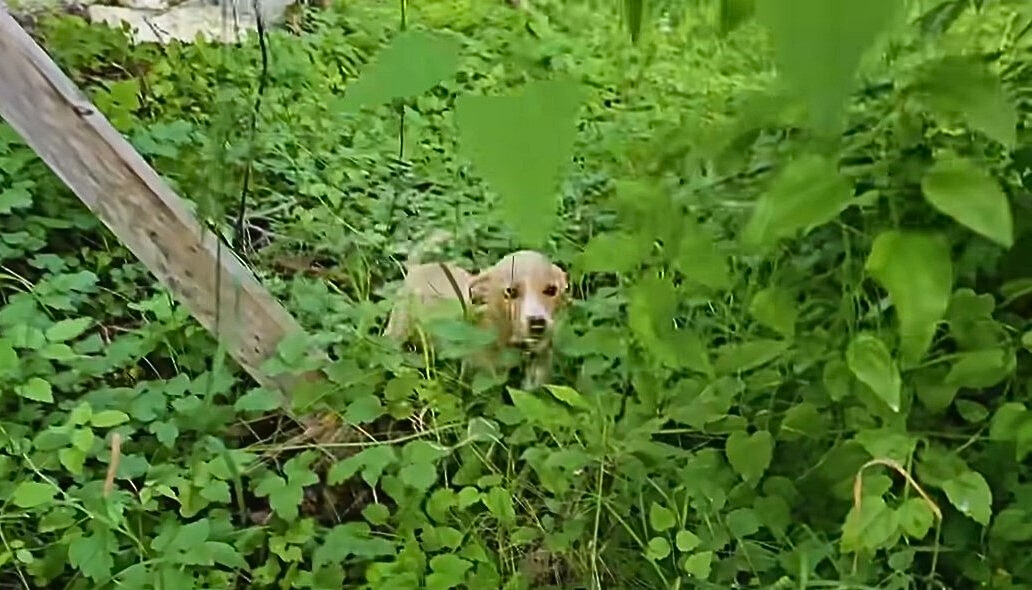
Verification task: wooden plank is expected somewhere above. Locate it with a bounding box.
[0,8,322,397]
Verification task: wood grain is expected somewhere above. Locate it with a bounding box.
[0,9,323,397]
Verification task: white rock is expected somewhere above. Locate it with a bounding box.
[88,0,293,44]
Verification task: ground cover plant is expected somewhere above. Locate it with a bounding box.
[3,0,1032,588]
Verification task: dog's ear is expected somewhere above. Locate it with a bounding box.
[551,264,569,294]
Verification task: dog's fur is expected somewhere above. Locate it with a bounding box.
[384,236,568,389]
[469,250,568,389]
[383,232,472,343]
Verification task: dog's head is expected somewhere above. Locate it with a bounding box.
[469,250,568,349]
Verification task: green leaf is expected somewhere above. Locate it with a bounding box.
[682,550,713,578]
[725,430,774,483]
[68,525,114,581]
[400,462,438,490]
[0,338,16,376]
[484,487,516,525]
[945,349,1014,389]
[362,503,390,526]
[578,231,649,273]
[727,507,761,537]
[749,286,797,338]
[346,394,383,424]
[45,317,92,342]
[742,155,851,249]
[841,496,900,552]
[649,502,677,532]
[328,446,397,487]
[646,537,671,560]
[846,334,901,412]
[0,186,32,214]
[912,56,1017,147]
[456,80,583,244]
[543,384,590,410]
[898,498,935,539]
[629,276,713,375]
[90,410,129,428]
[427,554,472,590]
[757,0,899,130]
[11,481,56,508]
[234,388,282,412]
[941,470,992,525]
[922,156,1012,247]
[866,231,953,364]
[313,522,394,568]
[675,530,701,552]
[675,223,731,290]
[339,30,459,110]
[16,377,53,403]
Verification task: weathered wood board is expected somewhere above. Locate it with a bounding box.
[0,8,322,397]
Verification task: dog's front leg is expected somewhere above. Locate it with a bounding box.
[521,348,553,390]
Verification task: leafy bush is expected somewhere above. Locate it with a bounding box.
[3,0,1032,588]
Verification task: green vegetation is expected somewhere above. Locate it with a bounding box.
[2,0,1032,587]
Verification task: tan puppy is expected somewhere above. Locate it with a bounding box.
[384,232,473,343]
[470,250,568,389]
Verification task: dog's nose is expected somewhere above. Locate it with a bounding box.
[527,316,548,336]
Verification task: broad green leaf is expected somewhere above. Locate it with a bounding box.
[362,503,390,526]
[941,470,992,525]
[45,317,92,342]
[543,384,590,410]
[578,231,649,273]
[628,276,713,375]
[90,410,129,428]
[466,418,501,443]
[484,487,516,525]
[0,338,16,376]
[16,377,53,403]
[945,349,1015,389]
[0,186,32,214]
[725,430,774,483]
[455,80,582,245]
[427,554,472,590]
[675,223,731,290]
[69,525,114,581]
[846,334,901,412]
[339,30,459,110]
[400,462,438,490]
[991,508,1032,542]
[898,498,935,539]
[327,446,397,487]
[956,399,989,423]
[714,339,789,374]
[234,388,282,412]
[683,550,713,578]
[757,0,899,130]
[346,394,383,424]
[749,286,797,338]
[312,523,394,568]
[922,156,1012,247]
[912,56,1017,147]
[841,496,900,552]
[649,502,677,532]
[866,231,952,364]
[742,155,851,249]
[675,530,701,552]
[646,537,671,560]
[727,508,761,537]
[779,402,828,440]
[12,481,56,508]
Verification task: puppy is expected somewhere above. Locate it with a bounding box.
[470,250,568,389]
[383,232,473,345]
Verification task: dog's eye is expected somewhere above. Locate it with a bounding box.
[543,285,558,297]
[504,286,519,299]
